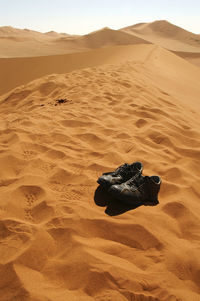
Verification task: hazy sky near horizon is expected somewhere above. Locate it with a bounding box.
[0,0,199,34]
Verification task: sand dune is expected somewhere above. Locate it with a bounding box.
[1,42,200,97]
[0,26,81,57]
[0,44,156,96]
[0,26,70,40]
[0,43,200,300]
[1,22,200,68]
[173,50,200,67]
[121,20,200,53]
[0,26,149,58]
[73,27,150,48]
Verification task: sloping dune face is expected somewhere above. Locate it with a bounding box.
[173,51,200,67]
[121,20,200,53]
[0,44,152,96]
[0,45,200,301]
[75,27,150,49]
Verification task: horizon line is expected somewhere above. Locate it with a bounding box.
[0,19,199,36]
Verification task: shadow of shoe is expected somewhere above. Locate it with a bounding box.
[105,198,142,216]
[94,185,143,216]
[94,185,109,207]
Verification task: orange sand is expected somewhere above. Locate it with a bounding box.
[0,21,200,301]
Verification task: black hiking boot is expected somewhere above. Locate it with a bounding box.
[97,162,143,187]
[109,173,161,205]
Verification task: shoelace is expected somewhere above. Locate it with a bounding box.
[127,174,151,191]
[126,173,141,186]
[126,175,156,202]
[136,176,153,200]
[113,163,130,176]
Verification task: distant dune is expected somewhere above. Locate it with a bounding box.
[1,21,200,68]
[0,26,70,40]
[0,41,200,301]
[121,20,200,52]
[0,26,83,57]
[0,26,150,58]
[73,27,150,48]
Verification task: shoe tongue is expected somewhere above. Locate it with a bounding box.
[116,163,128,173]
[130,164,137,173]
[127,172,142,186]
[130,162,141,172]
[134,173,145,186]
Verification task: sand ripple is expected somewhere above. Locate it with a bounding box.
[0,56,200,300]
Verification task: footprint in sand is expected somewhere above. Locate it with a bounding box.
[17,185,45,222]
[24,193,37,221]
[23,150,37,160]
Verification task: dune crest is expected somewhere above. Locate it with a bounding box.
[1,21,200,67]
[121,20,200,54]
[0,25,149,58]
[74,27,150,49]
[1,43,200,98]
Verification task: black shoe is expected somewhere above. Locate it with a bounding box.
[109,173,161,205]
[97,162,143,187]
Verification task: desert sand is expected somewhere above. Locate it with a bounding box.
[0,21,200,301]
[1,21,200,97]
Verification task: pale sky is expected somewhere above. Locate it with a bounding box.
[0,0,199,35]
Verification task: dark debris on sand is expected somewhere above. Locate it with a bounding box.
[40,98,72,107]
[55,98,71,105]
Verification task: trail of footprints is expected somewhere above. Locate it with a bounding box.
[0,62,200,301]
